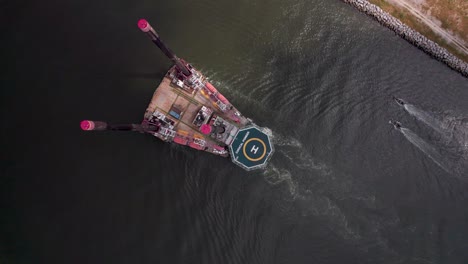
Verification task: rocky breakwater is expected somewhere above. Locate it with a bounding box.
[342,0,468,77]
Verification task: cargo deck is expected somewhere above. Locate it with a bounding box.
[141,65,251,157]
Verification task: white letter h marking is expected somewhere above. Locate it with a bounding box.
[250,145,259,154]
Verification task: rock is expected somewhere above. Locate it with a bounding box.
[341,0,468,77]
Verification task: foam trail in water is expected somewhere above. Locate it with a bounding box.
[267,133,376,206]
[272,133,332,173]
[445,115,468,153]
[262,164,302,200]
[263,133,402,250]
[272,134,303,148]
[400,127,453,175]
[261,162,364,240]
[403,104,468,150]
[264,133,332,201]
[404,104,448,137]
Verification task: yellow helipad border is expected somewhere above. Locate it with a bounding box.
[242,138,267,162]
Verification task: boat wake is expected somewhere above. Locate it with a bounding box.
[400,128,453,174]
[404,104,447,136]
[397,127,468,178]
[272,135,331,173]
[393,99,468,178]
[262,132,401,250]
[261,134,328,200]
[403,103,468,152]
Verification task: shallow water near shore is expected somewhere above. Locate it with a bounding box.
[2,0,468,263]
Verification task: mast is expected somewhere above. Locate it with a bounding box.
[137,19,192,77]
[80,120,159,133]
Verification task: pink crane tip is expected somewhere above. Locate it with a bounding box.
[80,120,95,131]
[138,18,149,30]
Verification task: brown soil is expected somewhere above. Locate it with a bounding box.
[368,0,468,62]
[423,0,468,42]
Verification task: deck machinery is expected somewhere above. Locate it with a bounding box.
[81,19,274,171]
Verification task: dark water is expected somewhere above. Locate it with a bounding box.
[2,0,468,263]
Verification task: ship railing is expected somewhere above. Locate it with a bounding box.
[159,127,176,138]
[212,149,228,155]
[193,138,206,147]
[152,110,165,120]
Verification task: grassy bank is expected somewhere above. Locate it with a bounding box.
[368,0,468,63]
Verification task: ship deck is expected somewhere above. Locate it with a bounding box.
[144,74,247,145]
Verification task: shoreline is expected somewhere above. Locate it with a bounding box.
[342,0,468,77]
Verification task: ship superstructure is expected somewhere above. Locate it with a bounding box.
[81,19,273,171]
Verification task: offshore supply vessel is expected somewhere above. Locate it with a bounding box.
[81,19,274,171]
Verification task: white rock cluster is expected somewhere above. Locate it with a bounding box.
[343,0,468,77]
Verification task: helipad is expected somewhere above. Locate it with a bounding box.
[228,125,274,171]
